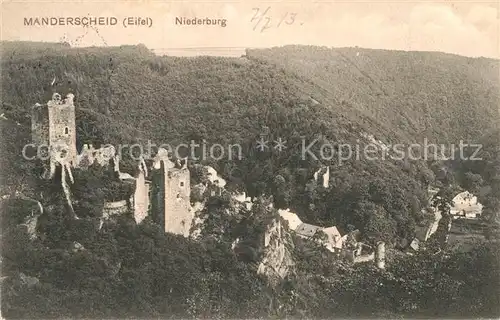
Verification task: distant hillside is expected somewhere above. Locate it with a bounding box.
[246,45,500,143]
[1,42,379,145]
[4,43,497,145]
[1,42,498,245]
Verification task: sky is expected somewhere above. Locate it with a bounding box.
[1,0,499,58]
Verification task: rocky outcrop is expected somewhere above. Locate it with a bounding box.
[257,218,295,286]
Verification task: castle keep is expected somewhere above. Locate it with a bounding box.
[32,93,78,167]
[151,160,193,236]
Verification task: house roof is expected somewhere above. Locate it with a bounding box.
[295,223,322,237]
[323,226,344,249]
[278,209,303,230]
[323,226,341,239]
[452,191,478,205]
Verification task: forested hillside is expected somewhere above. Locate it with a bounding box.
[247,45,500,143]
[1,42,499,318]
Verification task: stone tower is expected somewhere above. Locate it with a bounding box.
[31,92,77,167]
[152,159,193,236]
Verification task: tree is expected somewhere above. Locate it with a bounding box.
[272,174,291,208]
[463,171,483,194]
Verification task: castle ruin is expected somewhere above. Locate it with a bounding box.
[151,158,193,236]
[32,93,78,169]
[31,93,194,237]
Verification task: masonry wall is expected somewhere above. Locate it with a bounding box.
[134,170,150,224]
[150,168,165,226]
[103,199,129,218]
[48,101,77,165]
[163,167,192,236]
[31,104,50,149]
[31,94,77,166]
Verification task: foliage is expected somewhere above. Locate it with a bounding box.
[1,216,269,319]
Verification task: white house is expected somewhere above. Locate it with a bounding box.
[450,191,483,219]
[278,209,343,252]
[278,209,303,230]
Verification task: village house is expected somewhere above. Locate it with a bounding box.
[450,191,483,219]
[278,209,343,253]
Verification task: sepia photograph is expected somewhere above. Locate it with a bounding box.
[0,0,499,318]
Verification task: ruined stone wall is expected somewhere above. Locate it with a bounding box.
[353,252,375,263]
[102,199,129,218]
[31,94,77,166]
[150,168,165,225]
[48,100,77,165]
[375,242,386,269]
[163,167,193,236]
[134,170,150,224]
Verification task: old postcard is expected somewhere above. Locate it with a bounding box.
[1,0,499,318]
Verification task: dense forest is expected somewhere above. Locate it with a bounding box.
[1,41,499,318]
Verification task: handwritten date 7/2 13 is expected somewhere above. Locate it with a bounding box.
[250,7,302,32]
